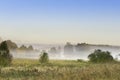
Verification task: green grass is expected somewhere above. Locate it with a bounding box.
[0,59,120,80]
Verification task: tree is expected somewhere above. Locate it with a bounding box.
[6,40,18,50]
[28,45,34,51]
[39,51,49,64]
[75,43,90,52]
[19,45,27,50]
[0,41,12,66]
[64,42,74,54]
[49,47,57,54]
[88,49,114,63]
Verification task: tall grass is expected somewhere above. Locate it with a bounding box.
[0,59,120,80]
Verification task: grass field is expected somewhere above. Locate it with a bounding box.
[0,59,120,80]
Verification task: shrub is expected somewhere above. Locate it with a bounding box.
[0,41,13,66]
[39,51,49,64]
[77,59,85,62]
[88,49,114,63]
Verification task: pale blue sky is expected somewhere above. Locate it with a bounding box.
[0,0,120,45]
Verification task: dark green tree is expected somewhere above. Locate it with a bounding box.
[39,51,49,64]
[0,41,12,66]
[88,49,114,63]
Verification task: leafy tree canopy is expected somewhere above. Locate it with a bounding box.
[88,49,114,63]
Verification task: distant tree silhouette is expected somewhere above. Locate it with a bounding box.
[39,51,49,63]
[6,40,18,50]
[88,49,114,63]
[0,41,12,66]
[49,47,57,54]
[19,45,27,50]
[28,45,34,51]
[64,42,74,54]
[75,43,90,52]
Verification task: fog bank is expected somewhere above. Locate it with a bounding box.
[11,44,120,60]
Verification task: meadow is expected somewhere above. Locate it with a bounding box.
[0,59,120,80]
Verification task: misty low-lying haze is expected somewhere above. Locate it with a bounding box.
[11,43,120,60]
[0,39,120,60]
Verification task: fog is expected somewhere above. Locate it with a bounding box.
[11,44,120,60]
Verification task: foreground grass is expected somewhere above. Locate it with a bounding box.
[0,59,120,80]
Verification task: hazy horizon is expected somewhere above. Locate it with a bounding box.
[0,0,120,45]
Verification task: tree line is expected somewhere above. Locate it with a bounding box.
[0,41,116,67]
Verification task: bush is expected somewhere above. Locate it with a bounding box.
[0,41,13,66]
[77,59,85,63]
[39,51,49,64]
[88,49,114,63]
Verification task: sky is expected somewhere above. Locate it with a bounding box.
[0,0,120,45]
